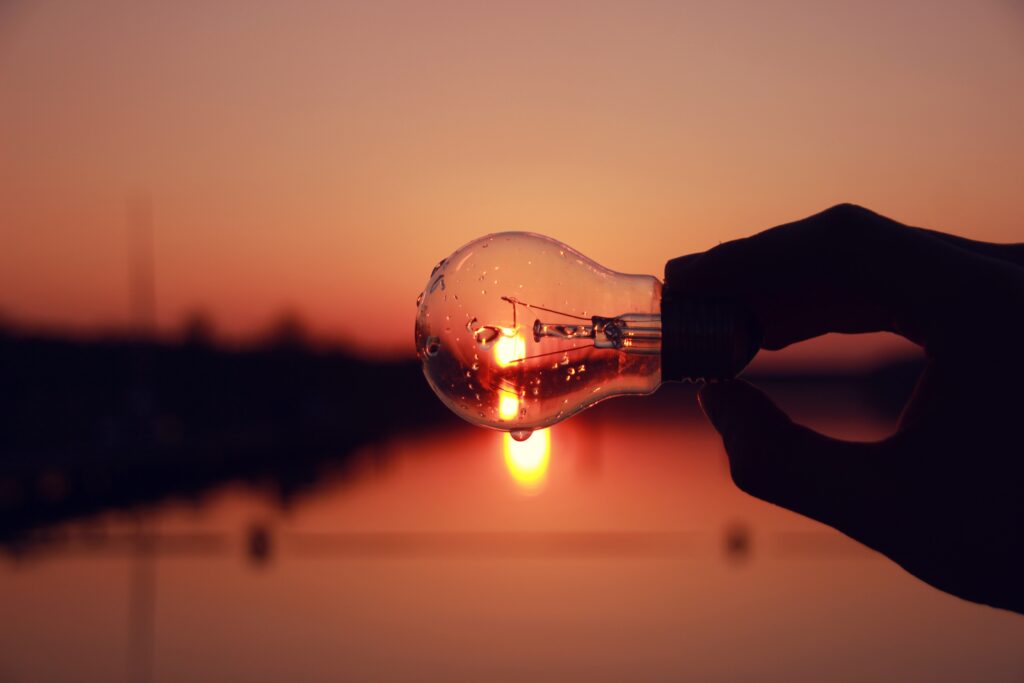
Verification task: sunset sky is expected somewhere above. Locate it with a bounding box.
[1,0,1022,360]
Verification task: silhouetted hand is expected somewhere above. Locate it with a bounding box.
[668,204,1024,614]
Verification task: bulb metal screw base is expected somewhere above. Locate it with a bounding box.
[660,292,762,382]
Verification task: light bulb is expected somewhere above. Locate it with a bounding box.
[415,232,759,440]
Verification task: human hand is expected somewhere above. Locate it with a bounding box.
[667,204,1024,613]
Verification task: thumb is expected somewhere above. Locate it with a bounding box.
[698,380,894,536]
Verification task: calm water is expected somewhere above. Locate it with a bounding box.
[1,393,1022,682]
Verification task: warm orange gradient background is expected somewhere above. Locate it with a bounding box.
[2,1,1022,360]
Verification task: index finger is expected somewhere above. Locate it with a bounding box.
[664,204,986,351]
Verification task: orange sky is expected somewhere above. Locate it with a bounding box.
[1,1,1022,361]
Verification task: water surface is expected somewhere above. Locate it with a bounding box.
[2,395,1021,682]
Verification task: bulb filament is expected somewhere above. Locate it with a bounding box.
[495,296,661,364]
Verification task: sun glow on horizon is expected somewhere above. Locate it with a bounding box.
[503,428,551,490]
[493,331,526,368]
[495,331,526,421]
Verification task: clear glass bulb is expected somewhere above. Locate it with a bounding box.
[415,232,758,440]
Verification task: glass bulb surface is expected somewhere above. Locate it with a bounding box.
[415,232,662,438]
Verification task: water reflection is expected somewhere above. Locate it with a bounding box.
[503,428,551,490]
[2,386,1023,682]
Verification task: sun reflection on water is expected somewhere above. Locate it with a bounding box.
[503,428,551,490]
[498,393,519,420]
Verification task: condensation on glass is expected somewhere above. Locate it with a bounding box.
[415,232,662,440]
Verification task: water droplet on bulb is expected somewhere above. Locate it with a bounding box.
[473,326,501,349]
[415,291,423,307]
[424,336,441,357]
[509,429,533,442]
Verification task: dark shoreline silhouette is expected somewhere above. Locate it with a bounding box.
[0,326,457,548]
[0,325,922,550]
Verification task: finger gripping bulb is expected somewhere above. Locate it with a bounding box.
[660,293,762,382]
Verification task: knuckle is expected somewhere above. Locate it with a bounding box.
[803,203,889,252]
[824,202,868,219]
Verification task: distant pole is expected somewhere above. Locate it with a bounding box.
[127,517,157,683]
[127,193,156,337]
[125,196,158,683]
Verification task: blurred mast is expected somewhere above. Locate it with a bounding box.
[126,192,158,683]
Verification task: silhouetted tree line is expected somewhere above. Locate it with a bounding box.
[0,323,922,547]
[0,324,455,544]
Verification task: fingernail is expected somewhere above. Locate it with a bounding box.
[669,253,701,269]
[665,252,703,280]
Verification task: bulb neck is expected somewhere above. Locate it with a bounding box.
[660,287,761,382]
[533,313,661,354]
